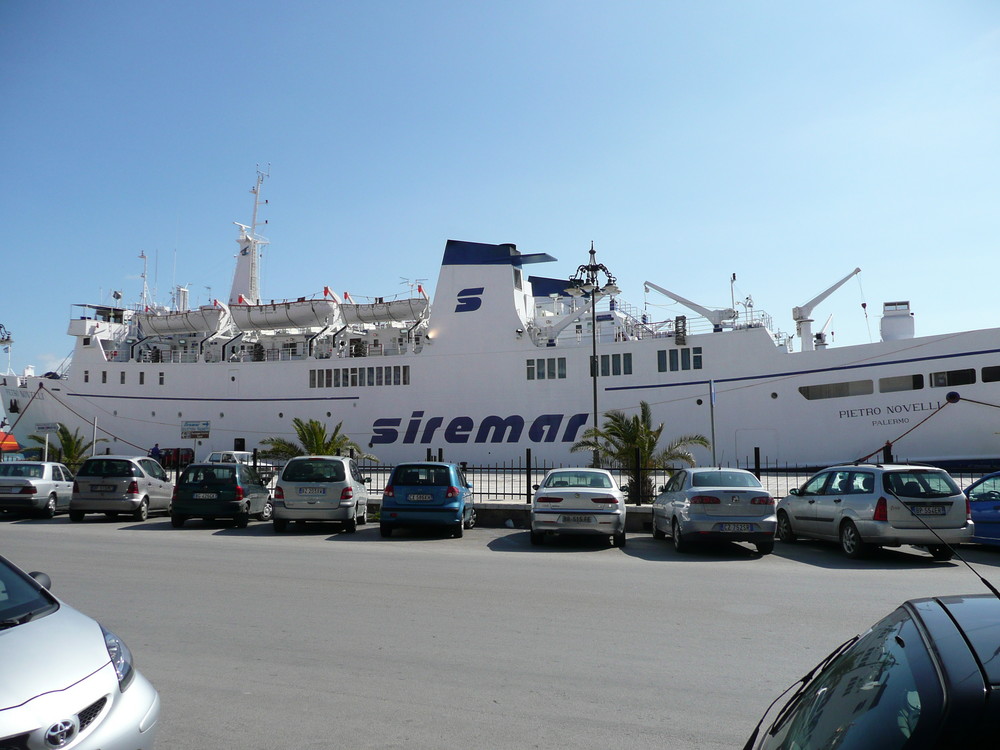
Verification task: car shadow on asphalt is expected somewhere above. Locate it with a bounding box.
[770,538,964,570]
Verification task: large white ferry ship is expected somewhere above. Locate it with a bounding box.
[4,173,1000,468]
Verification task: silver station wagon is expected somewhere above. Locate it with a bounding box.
[777,463,973,559]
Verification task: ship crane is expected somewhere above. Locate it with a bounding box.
[643,281,737,332]
[793,267,860,352]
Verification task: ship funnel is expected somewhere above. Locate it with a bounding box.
[880,301,914,341]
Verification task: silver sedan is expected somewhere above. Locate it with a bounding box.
[0,461,74,518]
[530,468,627,547]
[651,468,777,554]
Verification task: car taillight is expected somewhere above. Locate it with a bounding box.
[750,495,775,505]
[873,496,888,522]
[234,486,244,501]
[19,486,38,495]
[966,496,972,521]
[536,496,563,503]
[341,486,354,500]
[691,495,721,504]
[275,486,285,500]
[445,486,460,499]
[127,480,139,494]
[383,485,395,498]
[591,496,619,504]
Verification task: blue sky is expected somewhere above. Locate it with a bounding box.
[2,1,998,376]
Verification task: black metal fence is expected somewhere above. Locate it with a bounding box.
[357,449,998,505]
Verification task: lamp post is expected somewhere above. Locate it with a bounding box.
[566,242,620,467]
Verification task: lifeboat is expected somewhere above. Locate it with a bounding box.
[135,305,226,335]
[230,298,340,330]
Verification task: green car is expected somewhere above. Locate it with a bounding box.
[171,462,272,528]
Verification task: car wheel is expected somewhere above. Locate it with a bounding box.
[613,529,627,548]
[344,513,358,533]
[464,508,477,530]
[672,519,689,553]
[839,520,871,559]
[652,516,666,540]
[70,509,85,522]
[258,500,274,522]
[133,499,149,522]
[928,545,953,561]
[234,508,250,528]
[171,515,186,528]
[777,511,796,543]
[273,517,289,533]
[453,521,464,538]
[379,523,393,538]
[41,494,57,519]
[756,538,775,555]
[530,529,544,545]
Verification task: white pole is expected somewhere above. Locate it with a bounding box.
[709,380,717,466]
[92,418,98,456]
[44,433,49,462]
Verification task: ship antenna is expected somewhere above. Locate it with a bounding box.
[138,251,150,310]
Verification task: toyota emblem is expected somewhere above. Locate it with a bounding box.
[45,720,77,748]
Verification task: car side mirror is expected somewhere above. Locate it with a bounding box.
[532,484,540,491]
[789,488,800,496]
[363,477,371,483]
[30,571,52,590]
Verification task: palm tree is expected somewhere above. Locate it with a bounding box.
[26,424,105,472]
[259,418,377,461]
[571,401,710,504]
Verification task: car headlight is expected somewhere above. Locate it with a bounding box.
[101,625,135,691]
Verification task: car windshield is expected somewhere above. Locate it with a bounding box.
[544,472,612,489]
[884,471,960,499]
[0,557,57,628]
[283,460,346,483]
[180,466,237,485]
[0,464,44,479]
[78,459,139,478]
[392,466,453,486]
[762,607,943,749]
[691,471,762,488]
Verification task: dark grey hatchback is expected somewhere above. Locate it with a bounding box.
[170,462,272,528]
[746,593,1000,749]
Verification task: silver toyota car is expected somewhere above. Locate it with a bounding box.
[0,554,160,748]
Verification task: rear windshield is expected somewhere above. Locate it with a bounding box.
[883,470,960,498]
[78,460,140,478]
[692,471,762,488]
[392,465,453,487]
[180,466,237,485]
[282,459,346,483]
[0,464,44,479]
[543,471,612,489]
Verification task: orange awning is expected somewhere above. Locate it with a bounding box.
[0,431,20,451]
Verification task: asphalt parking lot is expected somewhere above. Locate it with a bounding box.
[4,515,1000,749]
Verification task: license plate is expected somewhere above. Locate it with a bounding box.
[408,493,433,502]
[0,487,16,494]
[911,505,946,516]
[91,484,116,492]
[561,515,595,523]
[194,493,217,500]
[298,487,326,496]
[721,523,752,532]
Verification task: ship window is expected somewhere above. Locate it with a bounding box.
[657,351,667,372]
[669,349,678,371]
[798,380,874,400]
[402,366,410,385]
[983,366,1000,383]
[376,368,383,386]
[101,371,107,384]
[159,372,165,385]
[660,347,701,372]
[681,349,691,370]
[546,359,556,379]
[309,370,317,388]
[880,374,924,393]
[558,358,566,378]
[139,372,145,385]
[930,369,975,388]
[623,353,632,374]
[84,370,90,383]
[367,367,375,386]
[692,347,702,369]
[527,357,567,380]
[120,372,125,385]
[325,369,332,387]
[334,369,341,388]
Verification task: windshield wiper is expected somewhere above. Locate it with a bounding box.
[0,611,39,629]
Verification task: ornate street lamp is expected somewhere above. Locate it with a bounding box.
[566,242,619,466]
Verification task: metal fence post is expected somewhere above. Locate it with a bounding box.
[525,448,532,503]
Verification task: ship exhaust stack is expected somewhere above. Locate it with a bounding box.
[880,301,914,341]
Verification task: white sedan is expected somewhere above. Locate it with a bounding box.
[651,467,776,555]
[530,468,627,547]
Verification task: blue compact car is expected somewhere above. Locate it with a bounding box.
[379,462,476,538]
[965,472,1000,545]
